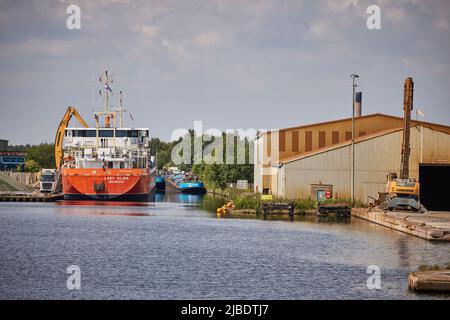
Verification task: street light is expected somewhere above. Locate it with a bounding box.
[415,108,426,163]
[350,74,359,206]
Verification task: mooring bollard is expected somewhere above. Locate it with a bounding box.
[262,203,268,220]
[289,204,294,221]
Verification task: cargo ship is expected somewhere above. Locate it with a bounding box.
[61,71,156,201]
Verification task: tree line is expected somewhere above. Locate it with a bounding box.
[150,130,254,190]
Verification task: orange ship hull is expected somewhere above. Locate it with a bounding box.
[62,168,156,201]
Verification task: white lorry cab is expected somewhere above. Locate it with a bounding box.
[40,169,58,193]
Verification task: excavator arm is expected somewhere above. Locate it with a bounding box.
[54,106,89,169]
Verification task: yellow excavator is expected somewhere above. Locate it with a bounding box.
[54,106,88,169]
[378,78,425,212]
[40,106,88,194]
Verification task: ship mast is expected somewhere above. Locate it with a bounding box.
[102,70,113,113]
[94,70,118,152]
[98,70,116,128]
[113,91,126,128]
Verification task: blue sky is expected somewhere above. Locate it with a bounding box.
[0,0,449,145]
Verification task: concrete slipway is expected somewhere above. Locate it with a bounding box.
[352,208,450,241]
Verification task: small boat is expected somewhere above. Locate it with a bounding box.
[165,171,206,194]
[155,176,166,192]
[177,181,206,194]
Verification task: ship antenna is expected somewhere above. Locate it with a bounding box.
[113,91,126,128]
[101,70,113,113]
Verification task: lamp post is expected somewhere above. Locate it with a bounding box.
[416,109,426,163]
[350,74,359,206]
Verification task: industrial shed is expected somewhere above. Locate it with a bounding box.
[254,114,450,208]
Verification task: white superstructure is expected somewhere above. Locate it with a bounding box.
[63,127,151,169]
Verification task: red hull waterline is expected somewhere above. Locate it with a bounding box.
[62,168,156,201]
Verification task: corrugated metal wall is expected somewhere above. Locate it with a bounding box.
[279,127,449,202]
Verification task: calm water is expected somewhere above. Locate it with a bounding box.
[0,193,449,300]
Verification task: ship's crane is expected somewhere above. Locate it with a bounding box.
[54,106,89,170]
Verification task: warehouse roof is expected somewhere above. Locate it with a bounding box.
[258,113,450,138]
[276,124,449,165]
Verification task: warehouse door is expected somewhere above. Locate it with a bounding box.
[419,164,450,211]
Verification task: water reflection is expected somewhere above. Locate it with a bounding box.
[1,198,449,299]
[155,192,205,204]
[57,200,151,207]
[317,215,352,224]
[396,236,412,269]
[220,211,352,224]
[52,192,445,274]
[56,194,353,225]
[55,200,154,216]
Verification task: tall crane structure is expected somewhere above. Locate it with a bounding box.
[379,77,425,213]
[400,77,414,179]
[54,106,89,170]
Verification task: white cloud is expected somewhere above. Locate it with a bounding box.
[306,18,345,43]
[162,38,193,70]
[134,24,161,47]
[0,38,85,57]
[161,31,228,70]
[326,0,360,13]
[215,0,275,17]
[434,18,449,30]
[192,31,221,48]
[307,20,330,40]
[219,62,267,90]
[385,7,408,25]
[139,25,161,37]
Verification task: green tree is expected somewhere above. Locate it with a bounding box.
[24,159,40,172]
[152,131,254,190]
[191,132,254,190]
[26,143,55,169]
[149,137,183,170]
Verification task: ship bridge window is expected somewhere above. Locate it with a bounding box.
[93,130,139,138]
[86,130,96,137]
[74,130,100,138]
[73,130,86,137]
[116,130,127,138]
[128,130,138,138]
[99,130,114,137]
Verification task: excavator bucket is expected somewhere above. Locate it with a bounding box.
[378,196,426,213]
